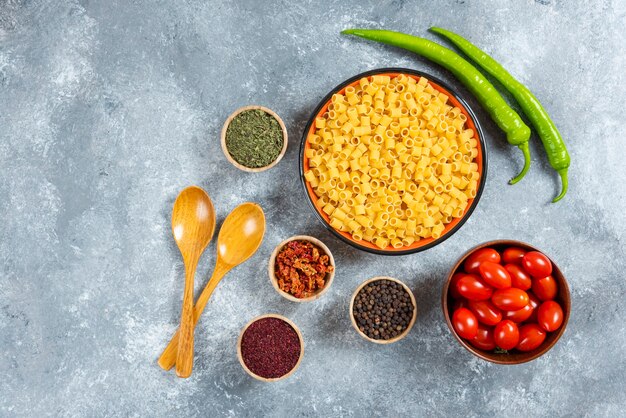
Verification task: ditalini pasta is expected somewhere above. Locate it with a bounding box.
[304,74,480,249]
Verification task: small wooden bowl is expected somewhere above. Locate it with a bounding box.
[268,235,335,302]
[442,240,571,364]
[349,276,418,344]
[221,105,288,172]
[236,314,304,382]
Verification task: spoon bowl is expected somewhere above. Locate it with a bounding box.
[172,186,216,257]
[218,203,266,267]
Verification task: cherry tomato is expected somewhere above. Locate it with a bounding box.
[526,292,541,323]
[522,251,553,278]
[470,324,496,351]
[491,288,529,311]
[532,275,558,301]
[505,263,532,290]
[502,247,526,265]
[452,299,468,311]
[452,307,478,340]
[479,261,512,289]
[502,303,534,323]
[463,248,501,274]
[449,273,466,299]
[537,300,564,332]
[456,274,494,301]
[494,320,520,350]
[468,300,502,326]
[516,324,547,352]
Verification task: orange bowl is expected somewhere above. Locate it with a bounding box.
[299,68,487,255]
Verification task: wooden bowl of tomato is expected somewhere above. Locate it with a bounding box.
[442,240,570,364]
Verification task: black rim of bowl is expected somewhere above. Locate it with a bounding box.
[299,67,488,256]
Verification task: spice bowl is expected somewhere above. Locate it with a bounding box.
[221,105,288,172]
[237,314,304,382]
[268,235,336,302]
[350,276,418,344]
[442,240,571,364]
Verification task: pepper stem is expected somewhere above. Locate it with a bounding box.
[551,169,568,203]
[509,143,531,185]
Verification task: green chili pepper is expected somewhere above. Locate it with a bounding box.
[341,28,532,184]
[430,27,570,202]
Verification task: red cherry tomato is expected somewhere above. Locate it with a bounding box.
[502,303,534,323]
[505,263,532,290]
[494,320,520,350]
[537,300,564,332]
[463,248,501,274]
[456,274,494,301]
[452,299,468,311]
[452,307,478,340]
[479,261,512,289]
[522,251,553,278]
[470,324,496,351]
[491,288,529,311]
[532,275,558,301]
[516,324,547,352]
[502,247,526,265]
[449,273,466,299]
[526,292,541,323]
[468,300,502,326]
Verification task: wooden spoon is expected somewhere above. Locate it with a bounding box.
[158,202,266,372]
[171,186,216,378]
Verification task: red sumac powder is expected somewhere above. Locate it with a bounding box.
[240,317,301,379]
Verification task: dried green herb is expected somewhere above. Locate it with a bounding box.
[494,347,509,354]
[225,109,284,168]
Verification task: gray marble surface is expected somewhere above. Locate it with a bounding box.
[1,0,625,416]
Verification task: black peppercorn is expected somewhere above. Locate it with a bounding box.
[352,279,415,341]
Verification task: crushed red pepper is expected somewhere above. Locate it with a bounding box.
[275,240,334,298]
[240,317,301,379]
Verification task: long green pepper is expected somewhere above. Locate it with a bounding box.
[341,29,532,184]
[430,27,570,202]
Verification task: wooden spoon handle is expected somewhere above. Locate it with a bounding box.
[158,262,230,371]
[175,260,198,378]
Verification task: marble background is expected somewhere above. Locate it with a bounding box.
[1,0,625,416]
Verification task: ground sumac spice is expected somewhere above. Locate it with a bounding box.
[275,240,334,298]
[240,317,301,379]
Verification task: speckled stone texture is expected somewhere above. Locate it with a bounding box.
[1,0,624,416]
